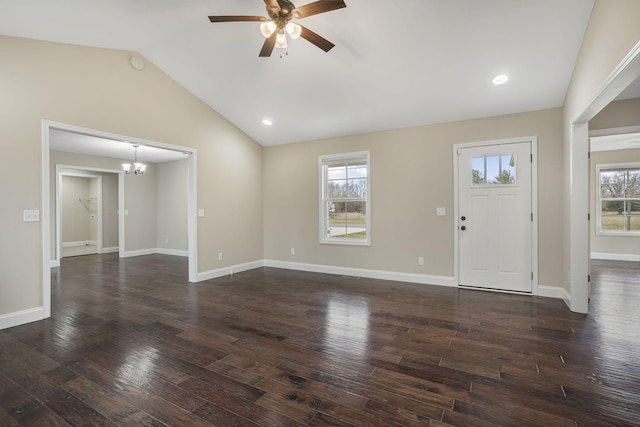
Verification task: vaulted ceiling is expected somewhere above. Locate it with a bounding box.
[1,0,596,147]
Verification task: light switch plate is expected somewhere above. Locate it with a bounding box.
[436,207,446,216]
[198,209,205,217]
[23,210,40,222]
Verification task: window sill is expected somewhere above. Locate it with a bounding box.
[320,239,371,246]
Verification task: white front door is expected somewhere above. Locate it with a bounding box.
[458,141,532,292]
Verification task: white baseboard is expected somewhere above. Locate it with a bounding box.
[0,307,45,330]
[102,247,119,254]
[197,260,265,282]
[264,260,456,287]
[537,285,570,302]
[120,248,157,258]
[156,248,189,257]
[591,252,640,262]
[62,240,98,247]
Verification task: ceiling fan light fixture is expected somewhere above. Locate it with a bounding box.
[275,31,288,49]
[286,23,302,39]
[260,21,277,38]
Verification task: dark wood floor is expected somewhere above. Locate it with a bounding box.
[1,255,639,426]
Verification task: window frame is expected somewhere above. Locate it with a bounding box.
[596,162,640,236]
[319,151,371,246]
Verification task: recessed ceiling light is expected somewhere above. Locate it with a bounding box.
[262,119,273,126]
[492,74,509,85]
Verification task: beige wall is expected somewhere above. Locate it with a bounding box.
[591,98,640,131]
[264,108,564,287]
[0,35,263,317]
[53,153,188,255]
[101,173,119,249]
[562,0,640,302]
[61,176,92,243]
[124,163,157,252]
[590,148,640,257]
[157,159,188,252]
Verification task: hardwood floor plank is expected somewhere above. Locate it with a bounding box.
[180,376,300,426]
[61,375,147,423]
[44,392,116,426]
[0,406,20,426]
[67,359,210,426]
[0,350,67,403]
[273,360,447,420]
[0,388,71,426]
[2,254,638,426]
[190,402,259,426]
[0,333,60,373]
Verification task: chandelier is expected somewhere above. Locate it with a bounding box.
[122,144,146,175]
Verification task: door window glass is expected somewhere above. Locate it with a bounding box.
[472,154,516,186]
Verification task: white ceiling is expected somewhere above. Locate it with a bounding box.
[50,129,188,163]
[2,0,597,147]
[591,132,640,152]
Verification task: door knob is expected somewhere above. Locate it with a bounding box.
[461,226,466,231]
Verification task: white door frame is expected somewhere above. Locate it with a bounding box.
[55,170,105,266]
[42,120,199,319]
[569,41,640,313]
[453,136,539,294]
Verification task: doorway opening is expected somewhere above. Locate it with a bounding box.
[59,173,102,259]
[41,120,199,319]
[569,41,640,313]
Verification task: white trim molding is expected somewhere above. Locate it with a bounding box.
[197,260,265,282]
[156,248,189,257]
[0,307,45,331]
[264,260,456,287]
[121,249,157,258]
[537,285,571,303]
[591,252,640,262]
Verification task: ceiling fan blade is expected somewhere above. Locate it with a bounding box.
[293,0,346,19]
[263,0,281,15]
[259,32,278,57]
[208,15,267,23]
[300,25,335,52]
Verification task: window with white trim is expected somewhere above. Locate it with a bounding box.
[320,151,370,245]
[597,163,640,235]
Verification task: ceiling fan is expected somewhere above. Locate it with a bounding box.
[208,0,347,57]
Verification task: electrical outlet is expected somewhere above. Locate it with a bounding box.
[436,207,446,216]
[218,252,223,261]
[418,256,425,266]
[290,247,295,256]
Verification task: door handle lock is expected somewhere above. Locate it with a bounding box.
[461,216,466,221]
[460,225,466,231]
